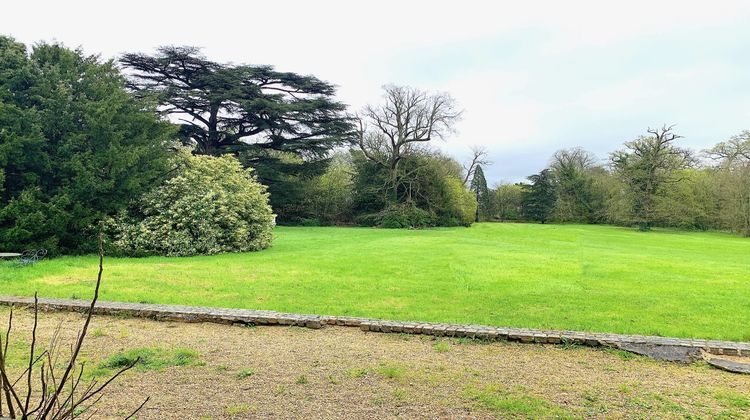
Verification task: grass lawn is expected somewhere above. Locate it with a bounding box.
[1,223,749,341]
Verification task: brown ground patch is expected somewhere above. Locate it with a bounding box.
[1,308,749,419]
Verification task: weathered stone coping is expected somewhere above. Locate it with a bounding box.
[0,296,748,358]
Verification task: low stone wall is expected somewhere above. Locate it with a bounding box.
[0,296,747,358]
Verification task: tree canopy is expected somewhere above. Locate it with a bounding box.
[120,46,354,157]
[356,85,461,202]
[0,37,175,254]
[610,125,693,230]
[522,169,556,224]
[550,148,604,223]
[469,164,491,221]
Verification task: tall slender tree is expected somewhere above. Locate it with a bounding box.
[469,164,491,221]
[522,169,556,224]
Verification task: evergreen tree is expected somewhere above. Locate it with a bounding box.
[522,169,556,223]
[469,164,491,221]
[0,37,175,254]
[120,47,355,221]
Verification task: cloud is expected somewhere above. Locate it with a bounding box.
[2,0,749,183]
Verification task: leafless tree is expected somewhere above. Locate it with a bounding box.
[550,148,597,173]
[356,85,461,199]
[706,131,750,164]
[0,234,148,419]
[462,146,491,185]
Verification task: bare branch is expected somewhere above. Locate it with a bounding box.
[462,146,490,185]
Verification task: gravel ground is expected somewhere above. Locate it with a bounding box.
[1,308,749,419]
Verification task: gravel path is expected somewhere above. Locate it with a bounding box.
[1,308,749,419]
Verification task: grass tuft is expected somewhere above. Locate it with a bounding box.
[463,384,570,417]
[236,368,255,379]
[97,347,200,374]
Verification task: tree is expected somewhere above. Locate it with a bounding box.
[707,131,750,236]
[110,151,275,256]
[610,125,693,231]
[304,152,355,225]
[350,149,476,227]
[469,165,491,221]
[121,46,353,157]
[120,47,355,219]
[0,37,175,254]
[550,148,604,223]
[493,183,524,221]
[462,145,490,185]
[708,131,750,162]
[522,169,556,223]
[356,85,461,202]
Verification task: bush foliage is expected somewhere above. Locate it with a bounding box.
[376,203,436,228]
[0,37,174,254]
[110,152,275,256]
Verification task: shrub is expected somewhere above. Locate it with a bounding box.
[376,203,436,228]
[350,150,476,228]
[110,152,275,256]
[440,177,477,226]
[303,152,354,225]
[354,213,379,227]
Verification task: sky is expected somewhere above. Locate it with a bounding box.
[3,1,750,183]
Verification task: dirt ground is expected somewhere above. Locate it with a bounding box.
[1,308,749,419]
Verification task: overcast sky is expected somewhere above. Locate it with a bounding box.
[3,1,750,183]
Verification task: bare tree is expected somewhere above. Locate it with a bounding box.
[706,131,750,164]
[356,85,461,200]
[462,146,490,185]
[550,148,597,173]
[0,234,148,419]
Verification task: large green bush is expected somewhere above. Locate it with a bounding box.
[376,203,436,228]
[302,152,354,225]
[0,37,174,254]
[110,152,275,256]
[440,177,477,226]
[351,150,476,228]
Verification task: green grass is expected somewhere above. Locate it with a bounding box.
[463,384,571,417]
[236,368,255,379]
[1,223,749,341]
[376,363,407,380]
[434,340,451,353]
[96,347,201,374]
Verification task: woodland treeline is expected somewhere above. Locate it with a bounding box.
[491,127,750,236]
[1,37,748,254]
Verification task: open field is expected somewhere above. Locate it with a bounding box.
[1,223,749,341]
[1,308,749,419]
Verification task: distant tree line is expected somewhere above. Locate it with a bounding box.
[491,126,750,236]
